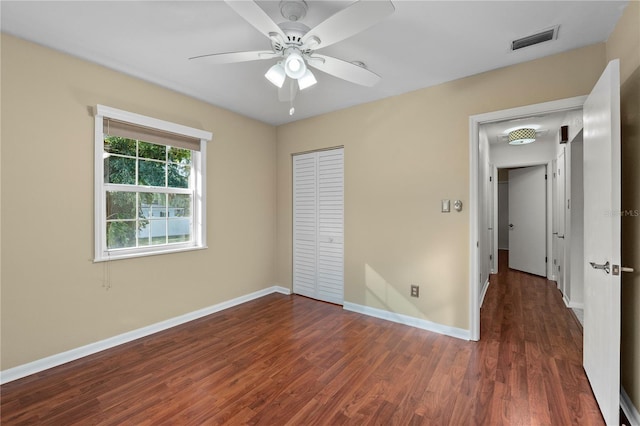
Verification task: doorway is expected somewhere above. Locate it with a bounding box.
[468,95,587,341]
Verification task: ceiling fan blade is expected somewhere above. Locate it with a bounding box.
[189,50,278,64]
[301,0,394,50]
[278,78,298,102]
[308,55,381,87]
[224,0,287,41]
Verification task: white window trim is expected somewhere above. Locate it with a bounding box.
[94,105,212,262]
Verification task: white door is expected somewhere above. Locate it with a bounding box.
[556,148,567,293]
[508,165,547,276]
[293,148,344,305]
[582,59,621,426]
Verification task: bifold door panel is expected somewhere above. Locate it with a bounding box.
[293,148,344,304]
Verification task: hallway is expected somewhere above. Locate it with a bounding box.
[480,250,603,424]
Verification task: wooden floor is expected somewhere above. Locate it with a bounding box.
[1,251,604,425]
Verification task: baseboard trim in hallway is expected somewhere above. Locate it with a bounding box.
[622,387,640,426]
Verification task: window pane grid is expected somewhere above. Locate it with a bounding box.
[104,137,192,189]
[105,191,194,251]
[103,136,194,252]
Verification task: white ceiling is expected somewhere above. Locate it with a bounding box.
[1,1,627,126]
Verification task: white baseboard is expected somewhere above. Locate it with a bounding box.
[342,302,470,341]
[479,278,490,308]
[622,387,640,426]
[562,294,584,310]
[272,285,291,295]
[0,285,291,385]
[567,300,584,310]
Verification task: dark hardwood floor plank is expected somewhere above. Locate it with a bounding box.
[1,250,606,425]
[525,341,553,425]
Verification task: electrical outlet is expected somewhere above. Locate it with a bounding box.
[410,285,419,298]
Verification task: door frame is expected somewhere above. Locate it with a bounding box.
[555,147,567,294]
[468,95,587,341]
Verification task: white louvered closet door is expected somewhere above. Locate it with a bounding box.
[293,152,318,300]
[293,148,344,305]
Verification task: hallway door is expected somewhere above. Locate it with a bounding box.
[508,165,547,276]
[582,59,621,426]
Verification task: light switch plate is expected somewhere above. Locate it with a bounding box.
[442,199,450,212]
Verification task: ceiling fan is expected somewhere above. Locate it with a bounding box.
[190,0,395,110]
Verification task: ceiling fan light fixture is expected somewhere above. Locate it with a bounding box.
[298,69,317,90]
[284,49,307,79]
[508,128,536,145]
[265,62,286,88]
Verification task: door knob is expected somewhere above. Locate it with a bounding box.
[589,261,610,274]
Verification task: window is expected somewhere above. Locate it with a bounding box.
[94,105,212,261]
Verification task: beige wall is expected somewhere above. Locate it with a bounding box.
[276,44,606,331]
[0,34,277,370]
[606,0,640,412]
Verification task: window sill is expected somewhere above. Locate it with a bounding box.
[94,245,207,263]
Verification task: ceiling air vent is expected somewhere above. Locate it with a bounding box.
[511,26,558,51]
